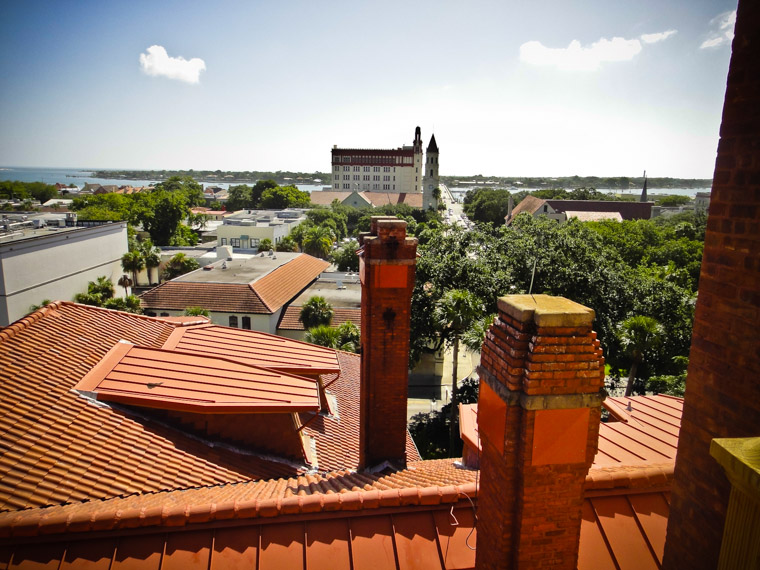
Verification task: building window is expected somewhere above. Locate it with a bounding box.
[383,184,390,190]
[229,316,238,327]
[145,311,156,317]
[373,166,380,172]
[343,184,350,189]
[364,166,370,172]
[342,156,350,162]
[372,184,379,190]
[353,175,360,181]
[353,166,360,172]
[363,175,369,181]
[220,238,227,245]
[384,167,390,172]
[343,166,349,171]
[242,316,251,330]
[160,312,169,317]
[230,238,241,247]
[343,175,349,180]
[383,175,390,181]
[334,166,339,172]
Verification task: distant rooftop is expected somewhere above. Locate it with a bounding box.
[176,252,302,285]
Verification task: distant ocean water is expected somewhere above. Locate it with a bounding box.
[0,167,323,193]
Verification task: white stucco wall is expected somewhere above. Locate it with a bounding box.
[0,223,128,326]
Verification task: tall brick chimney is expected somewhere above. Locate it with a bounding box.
[357,217,418,470]
[475,295,605,569]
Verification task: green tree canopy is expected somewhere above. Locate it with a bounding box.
[617,315,665,396]
[184,306,210,317]
[162,253,200,280]
[331,240,359,271]
[260,185,311,209]
[299,296,334,329]
[258,238,273,253]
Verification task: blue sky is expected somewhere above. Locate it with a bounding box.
[0,0,736,178]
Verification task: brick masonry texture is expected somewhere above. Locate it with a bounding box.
[475,296,604,569]
[663,2,760,568]
[359,218,418,469]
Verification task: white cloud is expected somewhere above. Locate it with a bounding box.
[641,29,677,44]
[519,36,642,71]
[139,45,206,84]
[700,10,736,49]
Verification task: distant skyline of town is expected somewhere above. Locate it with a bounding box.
[1,0,737,178]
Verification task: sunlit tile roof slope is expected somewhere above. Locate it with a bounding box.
[0,303,313,511]
[76,342,320,413]
[300,352,421,473]
[278,306,362,331]
[140,281,268,313]
[163,324,341,375]
[251,254,330,312]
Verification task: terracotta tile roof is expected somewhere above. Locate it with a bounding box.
[75,341,321,414]
[506,195,547,222]
[278,306,362,331]
[0,303,294,511]
[363,192,423,208]
[0,459,476,536]
[308,191,370,207]
[163,324,342,376]
[252,255,331,312]
[140,254,329,314]
[140,281,269,313]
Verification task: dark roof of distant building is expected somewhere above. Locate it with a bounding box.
[546,199,653,220]
[427,134,439,153]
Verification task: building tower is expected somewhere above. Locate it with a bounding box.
[423,134,440,210]
[413,126,423,193]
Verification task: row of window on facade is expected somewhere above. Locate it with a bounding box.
[144,312,252,330]
[219,237,266,248]
[334,183,395,191]
[334,166,396,173]
[339,175,394,181]
[334,155,412,164]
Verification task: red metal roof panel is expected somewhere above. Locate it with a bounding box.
[76,342,321,413]
[163,325,341,376]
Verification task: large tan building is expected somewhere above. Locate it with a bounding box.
[331,126,439,197]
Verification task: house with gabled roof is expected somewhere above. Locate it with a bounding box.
[140,251,329,333]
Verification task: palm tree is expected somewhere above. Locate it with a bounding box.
[433,289,484,454]
[162,252,199,280]
[184,306,210,317]
[89,276,115,300]
[617,315,665,397]
[121,251,145,286]
[117,274,133,297]
[305,325,342,349]
[140,240,161,285]
[303,226,335,259]
[299,296,334,329]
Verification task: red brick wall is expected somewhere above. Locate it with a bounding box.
[663,1,760,567]
[358,218,418,469]
[475,296,604,569]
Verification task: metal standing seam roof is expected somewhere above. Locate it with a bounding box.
[162,324,342,376]
[74,341,321,414]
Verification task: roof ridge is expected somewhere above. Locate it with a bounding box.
[0,301,66,342]
[0,482,478,537]
[585,462,674,491]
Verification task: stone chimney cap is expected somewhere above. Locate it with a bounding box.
[497,294,595,328]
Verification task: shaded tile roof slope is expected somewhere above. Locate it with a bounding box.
[278,306,362,331]
[0,303,288,511]
[507,194,546,220]
[140,281,268,313]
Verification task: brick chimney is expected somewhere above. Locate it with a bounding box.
[357,217,417,470]
[475,295,605,569]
